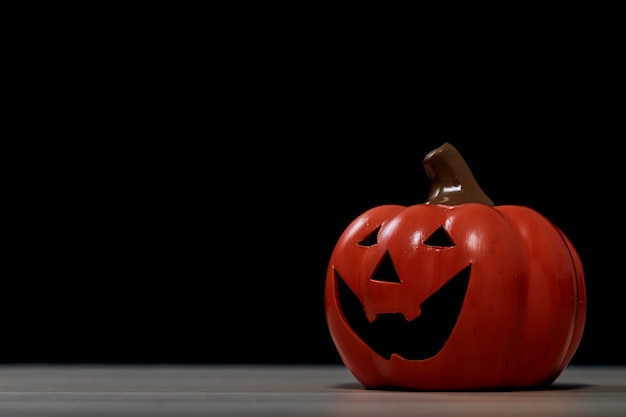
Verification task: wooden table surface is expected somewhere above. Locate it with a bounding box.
[0,365,624,416]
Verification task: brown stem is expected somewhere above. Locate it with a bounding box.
[423,143,494,206]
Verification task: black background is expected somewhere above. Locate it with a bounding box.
[4,11,624,365]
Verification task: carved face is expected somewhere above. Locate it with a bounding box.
[324,203,586,391]
[335,223,470,361]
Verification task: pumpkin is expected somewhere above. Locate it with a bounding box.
[324,143,586,391]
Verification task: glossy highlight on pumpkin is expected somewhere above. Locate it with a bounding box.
[324,143,586,391]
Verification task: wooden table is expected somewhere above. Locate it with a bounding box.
[1,365,624,416]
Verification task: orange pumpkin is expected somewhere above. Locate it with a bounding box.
[324,143,586,390]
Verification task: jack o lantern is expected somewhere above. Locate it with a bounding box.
[324,143,586,391]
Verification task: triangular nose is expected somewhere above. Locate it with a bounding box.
[371,252,401,283]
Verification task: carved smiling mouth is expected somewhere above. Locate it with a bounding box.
[336,264,471,360]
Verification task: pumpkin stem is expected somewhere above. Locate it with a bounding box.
[423,143,494,206]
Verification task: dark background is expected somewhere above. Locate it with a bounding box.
[4,10,624,365]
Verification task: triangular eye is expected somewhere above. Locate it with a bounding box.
[370,251,401,283]
[358,226,380,247]
[424,225,455,247]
